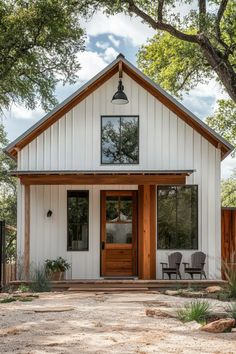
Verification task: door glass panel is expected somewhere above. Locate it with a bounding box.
[106,196,119,221]
[106,223,132,243]
[120,196,132,221]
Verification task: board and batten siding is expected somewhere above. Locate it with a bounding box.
[16,72,222,279]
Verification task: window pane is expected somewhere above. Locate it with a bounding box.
[106,196,119,221]
[106,223,132,243]
[67,191,89,251]
[101,117,120,163]
[101,116,139,164]
[120,117,139,163]
[157,187,177,249]
[157,186,198,250]
[120,196,132,221]
[176,186,198,249]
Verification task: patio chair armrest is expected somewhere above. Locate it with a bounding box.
[182,262,189,269]
[160,262,167,269]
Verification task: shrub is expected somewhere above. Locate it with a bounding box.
[177,300,211,323]
[223,260,236,299]
[225,302,236,322]
[45,257,70,273]
[0,297,16,303]
[18,284,30,293]
[29,265,51,292]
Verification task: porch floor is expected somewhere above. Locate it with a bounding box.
[9,279,227,292]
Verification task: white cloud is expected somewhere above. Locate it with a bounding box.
[108,34,120,48]
[76,50,107,82]
[95,41,110,50]
[221,155,236,179]
[102,47,119,63]
[82,11,155,46]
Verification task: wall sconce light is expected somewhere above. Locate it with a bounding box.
[47,210,53,217]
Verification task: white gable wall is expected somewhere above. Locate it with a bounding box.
[16,72,222,279]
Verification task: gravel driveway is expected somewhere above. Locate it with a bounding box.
[0,291,235,354]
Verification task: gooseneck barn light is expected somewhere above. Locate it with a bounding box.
[111,60,129,105]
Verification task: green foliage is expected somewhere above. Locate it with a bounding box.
[0,296,16,303]
[177,300,211,323]
[45,257,70,273]
[0,0,85,111]
[223,261,236,299]
[0,124,16,261]
[206,99,236,157]
[81,1,236,100]
[29,265,51,292]
[138,31,213,98]
[17,284,31,293]
[225,302,236,322]
[221,170,236,207]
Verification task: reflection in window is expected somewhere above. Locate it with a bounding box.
[101,116,139,164]
[105,195,133,244]
[67,191,89,251]
[157,186,198,250]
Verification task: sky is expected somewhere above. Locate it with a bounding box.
[2,11,235,179]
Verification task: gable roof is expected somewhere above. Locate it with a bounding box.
[5,53,234,160]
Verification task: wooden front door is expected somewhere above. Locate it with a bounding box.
[101,191,138,277]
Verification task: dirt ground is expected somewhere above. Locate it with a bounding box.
[0,291,235,354]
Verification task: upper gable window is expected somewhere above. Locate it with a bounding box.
[101,116,139,164]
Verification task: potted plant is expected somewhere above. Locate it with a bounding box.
[45,257,70,281]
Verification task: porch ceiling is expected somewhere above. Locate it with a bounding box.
[11,170,194,185]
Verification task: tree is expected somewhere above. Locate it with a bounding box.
[0,124,17,260]
[206,99,236,156]
[81,0,236,102]
[0,0,86,112]
[221,169,236,207]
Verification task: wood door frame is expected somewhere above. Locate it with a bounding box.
[100,190,138,277]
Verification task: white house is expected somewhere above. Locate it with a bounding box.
[5,54,233,280]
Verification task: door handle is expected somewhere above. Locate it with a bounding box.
[101,241,105,250]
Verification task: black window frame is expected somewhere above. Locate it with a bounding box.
[67,190,89,251]
[157,185,198,250]
[101,115,139,165]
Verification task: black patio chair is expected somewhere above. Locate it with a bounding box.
[183,251,207,279]
[161,252,182,280]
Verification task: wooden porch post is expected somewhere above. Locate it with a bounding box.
[138,185,156,279]
[24,184,30,279]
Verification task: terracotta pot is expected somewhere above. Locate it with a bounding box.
[50,271,64,281]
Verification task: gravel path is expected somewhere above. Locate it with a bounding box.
[0,291,235,354]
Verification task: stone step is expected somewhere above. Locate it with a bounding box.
[67,287,149,292]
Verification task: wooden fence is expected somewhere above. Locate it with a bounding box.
[4,263,16,284]
[221,207,236,277]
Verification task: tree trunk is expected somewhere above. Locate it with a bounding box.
[198,35,236,102]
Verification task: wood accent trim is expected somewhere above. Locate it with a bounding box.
[24,185,30,279]
[7,59,231,159]
[150,185,156,279]
[138,185,156,280]
[20,174,186,186]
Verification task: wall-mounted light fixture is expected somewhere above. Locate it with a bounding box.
[47,210,53,217]
[111,61,129,105]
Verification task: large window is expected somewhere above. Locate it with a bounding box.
[101,115,139,164]
[67,191,89,251]
[157,186,198,250]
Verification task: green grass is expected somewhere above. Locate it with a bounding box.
[29,265,52,292]
[223,260,236,299]
[177,300,211,324]
[18,297,33,302]
[0,297,17,304]
[225,302,236,322]
[17,284,31,293]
